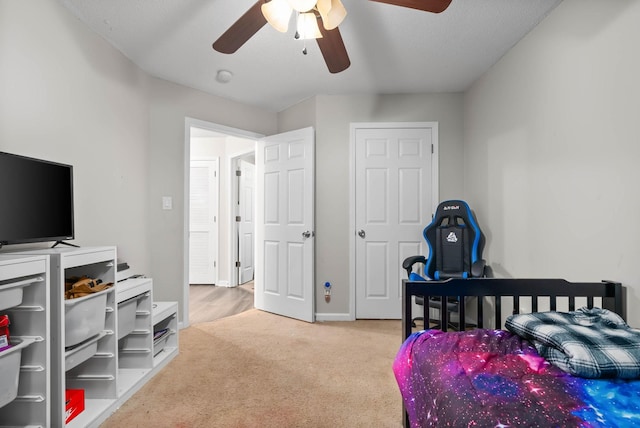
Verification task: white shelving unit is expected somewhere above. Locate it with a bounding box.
[116,277,155,401]
[16,247,179,427]
[0,254,50,428]
[152,301,179,369]
[20,246,119,427]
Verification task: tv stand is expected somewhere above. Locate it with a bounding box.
[51,240,80,248]
[13,246,179,426]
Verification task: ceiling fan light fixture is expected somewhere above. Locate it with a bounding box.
[287,0,317,12]
[261,0,293,33]
[317,0,347,30]
[296,12,323,40]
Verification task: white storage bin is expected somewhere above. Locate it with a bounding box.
[0,337,36,409]
[0,281,26,312]
[117,296,138,340]
[65,331,106,371]
[65,289,109,347]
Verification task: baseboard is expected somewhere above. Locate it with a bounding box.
[216,280,231,287]
[315,313,354,322]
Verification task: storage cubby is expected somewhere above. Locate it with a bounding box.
[19,246,118,427]
[0,254,50,428]
[14,247,178,426]
[115,277,154,400]
[152,301,178,366]
[113,278,179,404]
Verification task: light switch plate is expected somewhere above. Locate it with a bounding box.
[162,196,173,210]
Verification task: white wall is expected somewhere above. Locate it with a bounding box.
[464,0,640,326]
[147,78,276,314]
[279,93,465,317]
[0,0,150,269]
[0,0,278,324]
[9,0,632,326]
[2,0,463,322]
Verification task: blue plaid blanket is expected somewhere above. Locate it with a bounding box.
[505,307,640,378]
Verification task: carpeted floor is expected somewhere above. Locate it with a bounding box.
[101,309,403,427]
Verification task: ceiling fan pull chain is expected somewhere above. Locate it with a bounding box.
[294,12,301,39]
[292,11,308,55]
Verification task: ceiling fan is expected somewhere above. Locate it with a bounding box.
[212,0,452,74]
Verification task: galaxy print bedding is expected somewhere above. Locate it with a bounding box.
[393,328,640,427]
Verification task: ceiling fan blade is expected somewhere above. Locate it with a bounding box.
[212,1,267,54]
[369,0,452,13]
[316,23,350,73]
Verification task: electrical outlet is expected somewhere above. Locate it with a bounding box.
[324,281,331,302]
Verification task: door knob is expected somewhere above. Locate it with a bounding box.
[357,229,366,238]
[302,230,314,238]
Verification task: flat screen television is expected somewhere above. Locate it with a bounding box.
[0,151,74,246]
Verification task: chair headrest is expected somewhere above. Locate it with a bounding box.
[433,200,474,223]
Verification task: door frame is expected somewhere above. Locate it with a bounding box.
[183,117,263,327]
[348,122,440,320]
[228,149,256,287]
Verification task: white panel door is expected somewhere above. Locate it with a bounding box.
[189,159,219,284]
[239,159,255,284]
[255,127,315,322]
[355,127,433,319]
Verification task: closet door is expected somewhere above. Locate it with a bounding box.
[189,159,219,284]
[354,124,437,319]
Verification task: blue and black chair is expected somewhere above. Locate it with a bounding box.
[402,200,487,329]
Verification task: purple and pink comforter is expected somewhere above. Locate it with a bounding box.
[393,329,640,427]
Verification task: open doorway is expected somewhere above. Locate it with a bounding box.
[185,118,259,325]
[230,151,256,288]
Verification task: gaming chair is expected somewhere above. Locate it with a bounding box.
[402,199,486,328]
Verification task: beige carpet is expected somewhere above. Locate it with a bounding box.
[102,310,403,428]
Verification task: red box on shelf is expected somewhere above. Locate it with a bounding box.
[65,389,85,424]
[0,315,10,352]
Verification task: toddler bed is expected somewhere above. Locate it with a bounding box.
[393,278,640,427]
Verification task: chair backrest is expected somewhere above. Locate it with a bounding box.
[424,200,484,280]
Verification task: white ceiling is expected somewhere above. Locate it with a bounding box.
[58,0,562,112]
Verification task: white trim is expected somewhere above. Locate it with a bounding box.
[186,117,264,140]
[183,123,191,328]
[315,313,353,322]
[348,122,439,320]
[431,125,440,211]
[183,117,264,328]
[216,280,231,287]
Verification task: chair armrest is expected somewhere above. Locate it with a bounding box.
[471,259,486,278]
[402,255,427,278]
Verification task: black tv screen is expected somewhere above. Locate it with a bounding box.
[0,152,74,246]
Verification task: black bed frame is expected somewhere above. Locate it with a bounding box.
[400,278,624,428]
[402,278,624,341]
